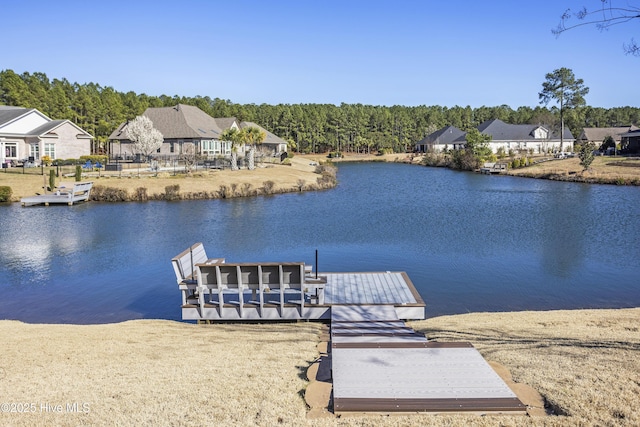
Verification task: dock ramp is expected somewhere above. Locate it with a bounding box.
[330,305,525,414]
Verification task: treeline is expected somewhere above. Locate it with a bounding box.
[2,69,639,155]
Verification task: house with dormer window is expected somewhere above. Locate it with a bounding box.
[0,106,92,167]
[417,119,574,155]
[473,119,573,154]
[108,104,288,161]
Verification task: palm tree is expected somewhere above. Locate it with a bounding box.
[220,128,241,171]
[243,126,266,170]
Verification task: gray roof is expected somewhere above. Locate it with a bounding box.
[110,104,234,140]
[464,119,573,142]
[0,106,31,127]
[0,107,92,138]
[239,121,288,145]
[620,129,640,138]
[28,120,67,136]
[110,105,287,146]
[579,126,638,143]
[417,126,465,145]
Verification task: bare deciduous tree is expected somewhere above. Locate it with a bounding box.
[553,1,640,56]
[180,142,198,174]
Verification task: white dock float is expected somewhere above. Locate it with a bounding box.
[330,305,526,414]
[21,181,93,207]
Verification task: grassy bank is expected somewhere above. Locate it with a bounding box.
[506,156,640,185]
[1,308,637,426]
[0,157,335,202]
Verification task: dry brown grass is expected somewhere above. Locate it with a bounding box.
[507,156,640,184]
[1,308,638,426]
[0,320,321,426]
[0,160,325,202]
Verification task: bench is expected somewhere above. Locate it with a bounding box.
[196,262,325,318]
[171,243,224,306]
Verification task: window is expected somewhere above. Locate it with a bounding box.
[5,143,17,158]
[30,144,40,160]
[44,143,56,159]
[170,142,175,153]
[201,140,220,156]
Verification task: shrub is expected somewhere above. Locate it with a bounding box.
[296,179,306,191]
[451,150,481,171]
[135,187,148,201]
[314,164,338,187]
[218,185,230,198]
[262,180,276,195]
[49,169,56,190]
[239,183,255,197]
[41,155,52,166]
[423,153,447,167]
[0,186,12,202]
[75,165,82,181]
[90,185,129,202]
[511,159,519,169]
[165,185,180,201]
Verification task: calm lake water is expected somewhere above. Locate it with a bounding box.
[1,162,639,323]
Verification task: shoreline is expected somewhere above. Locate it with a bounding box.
[1,307,637,426]
[3,153,638,204]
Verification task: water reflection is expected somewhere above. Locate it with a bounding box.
[0,163,638,323]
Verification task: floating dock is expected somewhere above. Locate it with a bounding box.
[172,243,425,322]
[21,182,93,207]
[172,244,526,416]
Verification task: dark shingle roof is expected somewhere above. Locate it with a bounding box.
[471,119,573,141]
[417,126,465,145]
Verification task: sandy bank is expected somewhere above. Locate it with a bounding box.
[1,307,638,426]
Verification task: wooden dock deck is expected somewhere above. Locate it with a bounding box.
[179,271,426,321]
[21,182,93,207]
[330,305,526,414]
[173,244,425,322]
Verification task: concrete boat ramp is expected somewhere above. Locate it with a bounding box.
[172,244,526,415]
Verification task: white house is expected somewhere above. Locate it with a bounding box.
[415,126,465,152]
[418,119,574,155]
[0,106,93,167]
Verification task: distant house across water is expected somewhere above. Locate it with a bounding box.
[416,119,573,154]
[108,104,288,162]
[578,126,638,145]
[0,106,92,167]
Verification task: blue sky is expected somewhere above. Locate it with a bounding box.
[3,0,638,108]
